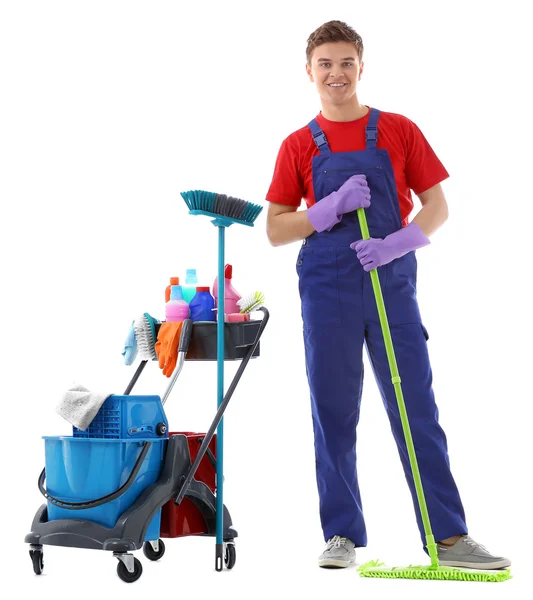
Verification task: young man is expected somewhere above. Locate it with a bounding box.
[265,20,511,570]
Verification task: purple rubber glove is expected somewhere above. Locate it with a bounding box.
[307,174,371,233]
[351,222,430,271]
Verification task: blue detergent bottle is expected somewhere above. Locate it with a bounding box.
[189,287,215,322]
[182,269,199,303]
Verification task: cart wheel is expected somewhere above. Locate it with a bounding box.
[224,542,236,570]
[116,557,143,583]
[30,549,44,575]
[143,539,166,561]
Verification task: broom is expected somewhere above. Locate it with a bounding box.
[355,207,511,583]
[180,189,262,571]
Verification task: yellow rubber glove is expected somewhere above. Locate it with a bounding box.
[155,321,183,377]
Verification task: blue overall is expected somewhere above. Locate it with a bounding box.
[297,108,468,547]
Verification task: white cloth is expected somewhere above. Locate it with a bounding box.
[56,383,113,430]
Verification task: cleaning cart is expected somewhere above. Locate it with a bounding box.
[25,308,269,582]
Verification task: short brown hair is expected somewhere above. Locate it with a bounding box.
[306,20,364,65]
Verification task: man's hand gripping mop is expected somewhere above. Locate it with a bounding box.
[179,190,264,571]
[355,207,511,583]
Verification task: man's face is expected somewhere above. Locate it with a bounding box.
[306,42,363,105]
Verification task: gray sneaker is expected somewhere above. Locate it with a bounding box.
[318,535,356,568]
[437,535,511,570]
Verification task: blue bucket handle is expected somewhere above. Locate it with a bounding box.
[38,441,152,510]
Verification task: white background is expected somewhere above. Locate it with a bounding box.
[1,1,531,598]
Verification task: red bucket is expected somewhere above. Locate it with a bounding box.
[159,432,216,538]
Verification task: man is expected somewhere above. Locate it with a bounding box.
[265,20,510,570]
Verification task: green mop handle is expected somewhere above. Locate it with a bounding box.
[356,208,439,569]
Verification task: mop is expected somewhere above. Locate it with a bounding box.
[355,207,511,583]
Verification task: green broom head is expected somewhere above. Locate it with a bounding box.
[358,560,512,583]
[180,189,263,228]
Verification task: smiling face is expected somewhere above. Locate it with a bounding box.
[306,41,364,108]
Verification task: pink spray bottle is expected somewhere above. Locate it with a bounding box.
[212,264,242,316]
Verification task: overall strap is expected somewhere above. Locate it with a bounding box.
[365,108,380,149]
[308,118,331,154]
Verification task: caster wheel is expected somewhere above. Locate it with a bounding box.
[30,549,44,575]
[117,557,143,583]
[224,543,236,570]
[143,539,166,561]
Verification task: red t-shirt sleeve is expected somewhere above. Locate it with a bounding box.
[404,119,449,195]
[266,136,303,206]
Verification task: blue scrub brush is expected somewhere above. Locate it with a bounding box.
[122,313,160,395]
[180,189,262,571]
[134,312,159,361]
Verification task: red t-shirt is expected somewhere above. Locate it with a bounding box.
[266,107,449,226]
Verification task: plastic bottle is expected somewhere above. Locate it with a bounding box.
[182,269,199,303]
[165,285,189,322]
[165,277,180,303]
[189,287,216,322]
[212,264,242,315]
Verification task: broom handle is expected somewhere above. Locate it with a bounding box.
[356,208,439,568]
[215,225,225,571]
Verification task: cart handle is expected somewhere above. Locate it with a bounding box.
[174,306,270,505]
[196,437,217,470]
[37,441,152,510]
[161,318,193,405]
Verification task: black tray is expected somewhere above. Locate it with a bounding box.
[156,320,261,361]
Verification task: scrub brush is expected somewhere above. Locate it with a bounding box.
[237,291,265,314]
[122,312,160,395]
[134,312,159,360]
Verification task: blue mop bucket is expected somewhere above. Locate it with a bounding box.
[43,436,166,541]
